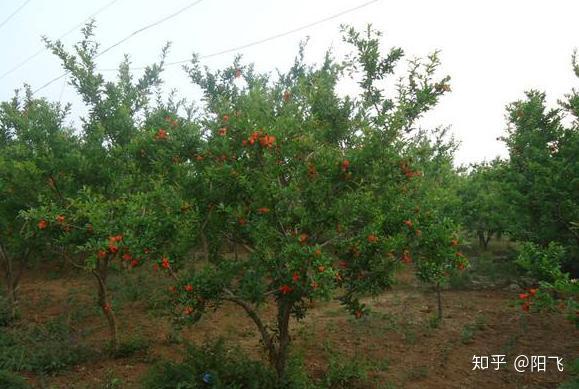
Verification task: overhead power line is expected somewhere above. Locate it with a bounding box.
[0,0,121,81]
[0,0,32,30]
[101,0,381,72]
[177,0,380,63]
[96,0,205,59]
[31,0,206,94]
[33,0,379,95]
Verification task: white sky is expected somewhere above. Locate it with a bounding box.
[0,0,577,165]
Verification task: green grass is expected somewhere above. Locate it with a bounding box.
[108,269,171,314]
[557,358,579,389]
[102,369,124,389]
[427,314,441,329]
[0,316,93,374]
[460,325,475,344]
[369,357,390,373]
[348,312,399,341]
[323,349,370,388]
[438,343,453,368]
[475,254,521,282]
[405,365,429,381]
[499,333,520,355]
[460,315,487,345]
[473,314,487,330]
[451,237,523,288]
[461,237,519,258]
[378,312,399,331]
[0,294,16,327]
[108,334,151,359]
[448,270,472,289]
[0,369,30,388]
[403,328,418,345]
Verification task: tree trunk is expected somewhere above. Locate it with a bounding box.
[7,280,17,320]
[92,257,118,353]
[223,289,293,387]
[436,282,442,321]
[0,244,27,321]
[201,232,209,261]
[478,231,490,250]
[222,291,276,366]
[274,300,292,383]
[222,292,293,383]
[485,230,492,249]
[5,256,17,320]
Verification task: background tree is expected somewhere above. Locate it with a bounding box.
[0,88,78,321]
[404,127,467,319]
[20,23,201,352]
[500,53,578,274]
[458,159,513,250]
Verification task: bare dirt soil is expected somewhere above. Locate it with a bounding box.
[12,264,578,388]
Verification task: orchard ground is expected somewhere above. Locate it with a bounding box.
[3,240,577,388]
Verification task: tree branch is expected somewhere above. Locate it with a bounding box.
[222,288,274,356]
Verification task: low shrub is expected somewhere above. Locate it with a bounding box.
[516,242,566,283]
[324,353,369,388]
[141,338,276,388]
